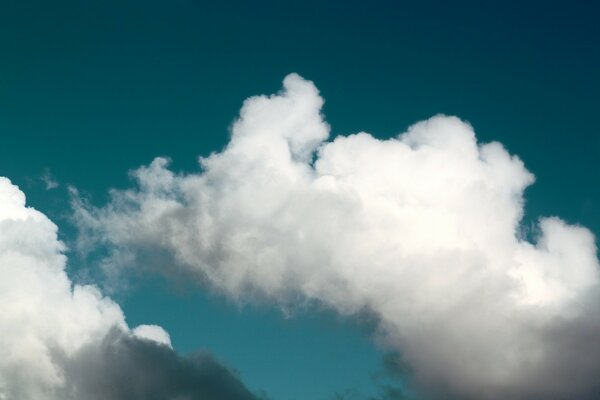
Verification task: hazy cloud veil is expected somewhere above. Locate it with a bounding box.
[74,74,600,399]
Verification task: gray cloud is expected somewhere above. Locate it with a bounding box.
[368,387,410,400]
[61,328,259,400]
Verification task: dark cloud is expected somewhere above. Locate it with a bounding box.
[368,386,410,400]
[61,328,261,400]
[331,353,413,400]
[332,386,409,400]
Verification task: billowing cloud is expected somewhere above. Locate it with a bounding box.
[74,74,600,399]
[0,177,258,399]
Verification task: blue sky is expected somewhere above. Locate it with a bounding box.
[1,1,599,399]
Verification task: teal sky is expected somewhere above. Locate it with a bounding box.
[1,1,599,399]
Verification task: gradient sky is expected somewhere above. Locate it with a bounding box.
[1,1,599,399]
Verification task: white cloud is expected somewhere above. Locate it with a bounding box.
[0,177,258,399]
[0,177,125,398]
[133,324,172,348]
[74,74,600,399]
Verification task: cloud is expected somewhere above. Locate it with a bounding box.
[132,324,172,348]
[0,177,259,399]
[41,168,59,190]
[74,74,600,399]
[61,328,259,400]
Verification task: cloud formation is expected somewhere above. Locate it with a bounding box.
[74,74,600,399]
[0,177,258,399]
[62,328,259,400]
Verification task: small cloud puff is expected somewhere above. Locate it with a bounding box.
[133,324,172,348]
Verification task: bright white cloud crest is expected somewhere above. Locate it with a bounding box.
[75,74,600,399]
[132,324,172,348]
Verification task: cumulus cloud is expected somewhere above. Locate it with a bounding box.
[74,74,600,399]
[0,177,258,399]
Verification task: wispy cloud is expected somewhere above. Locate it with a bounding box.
[41,168,59,190]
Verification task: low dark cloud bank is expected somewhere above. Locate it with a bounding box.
[62,328,259,400]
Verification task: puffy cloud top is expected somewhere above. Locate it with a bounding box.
[75,74,600,399]
[132,324,172,348]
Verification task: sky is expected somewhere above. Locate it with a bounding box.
[1,1,599,399]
